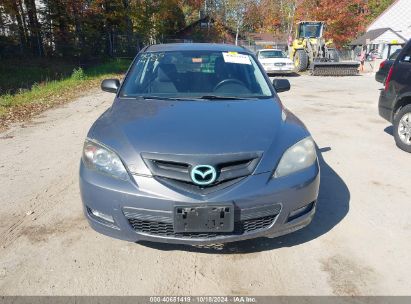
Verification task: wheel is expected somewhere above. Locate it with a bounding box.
[294,50,308,72]
[328,49,340,62]
[393,104,411,153]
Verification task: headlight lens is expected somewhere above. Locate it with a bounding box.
[273,137,317,178]
[82,139,129,180]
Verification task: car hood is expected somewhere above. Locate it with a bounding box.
[88,97,307,175]
[259,58,293,64]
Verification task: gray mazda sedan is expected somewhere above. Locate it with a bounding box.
[80,43,320,245]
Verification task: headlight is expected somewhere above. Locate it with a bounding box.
[273,137,317,178]
[82,139,129,180]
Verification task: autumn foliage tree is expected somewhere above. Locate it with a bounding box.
[294,0,368,47]
[0,0,397,58]
[253,0,394,48]
[0,0,188,58]
[241,0,394,48]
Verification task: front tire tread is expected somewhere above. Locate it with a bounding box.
[393,104,411,153]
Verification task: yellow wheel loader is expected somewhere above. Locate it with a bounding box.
[290,21,359,76]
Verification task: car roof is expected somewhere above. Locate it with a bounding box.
[144,43,250,53]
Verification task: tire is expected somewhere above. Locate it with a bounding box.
[328,49,340,62]
[393,104,411,153]
[294,50,309,72]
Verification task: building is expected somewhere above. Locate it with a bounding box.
[368,0,411,40]
[351,0,410,59]
[350,27,406,59]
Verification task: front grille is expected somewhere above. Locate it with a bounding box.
[141,152,262,195]
[129,219,174,236]
[127,215,276,239]
[243,215,275,232]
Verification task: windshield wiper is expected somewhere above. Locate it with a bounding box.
[198,95,253,100]
[134,96,190,101]
[134,95,259,101]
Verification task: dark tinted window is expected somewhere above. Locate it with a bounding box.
[402,55,411,63]
[389,49,401,60]
[399,43,411,63]
[400,51,411,63]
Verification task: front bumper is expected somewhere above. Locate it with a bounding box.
[263,66,294,74]
[80,161,320,245]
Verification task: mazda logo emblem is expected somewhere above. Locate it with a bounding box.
[190,165,217,186]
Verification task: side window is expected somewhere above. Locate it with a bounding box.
[400,46,411,63]
[389,49,401,60]
[402,55,411,63]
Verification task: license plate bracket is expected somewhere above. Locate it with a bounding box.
[174,204,234,233]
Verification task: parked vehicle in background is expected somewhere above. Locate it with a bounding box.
[379,40,411,153]
[375,49,402,83]
[256,49,295,74]
[289,21,359,76]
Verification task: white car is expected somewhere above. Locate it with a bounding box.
[256,49,295,74]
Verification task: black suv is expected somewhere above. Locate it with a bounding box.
[379,39,411,153]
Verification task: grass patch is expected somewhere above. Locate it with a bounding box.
[0,58,131,130]
[0,58,78,94]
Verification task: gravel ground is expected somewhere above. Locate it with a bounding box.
[0,74,410,295]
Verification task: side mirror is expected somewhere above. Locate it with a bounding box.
[273,79,291,93]
[101,79,120,93]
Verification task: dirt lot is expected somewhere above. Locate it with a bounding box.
[0,74,410,296]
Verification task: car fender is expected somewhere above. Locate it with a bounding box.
[394,92,411,119]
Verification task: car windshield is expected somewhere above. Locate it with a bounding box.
[119,50,272,99]
[258,50,287,59]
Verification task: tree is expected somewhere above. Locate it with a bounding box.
[1,0,27,53]
[207,0,254,45]
[181,0,204,24]
[227,0,248,45]
[24,0,44,56]
[366,0,395,22]
[2,0,387,58]
[44,0,74,56]
[295,0,369,47]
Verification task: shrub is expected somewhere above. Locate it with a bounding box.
[71,67,86,80]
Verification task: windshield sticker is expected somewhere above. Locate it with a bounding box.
[222,52,251,65]
[192,57,203,63]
